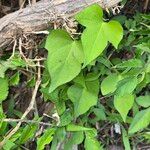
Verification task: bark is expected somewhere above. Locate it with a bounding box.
[0,0,121,50]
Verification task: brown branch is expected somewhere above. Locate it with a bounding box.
[144,0,149,12]
[0,0,121,50]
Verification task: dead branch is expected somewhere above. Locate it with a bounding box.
[0,0,121,50]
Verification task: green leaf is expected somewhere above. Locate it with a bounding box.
[66,124,92,132]
[136,95,150,108]
[37,128,55,150]
[27,76,36,88]
[116,77,138,96]
[59,110,73,126]
[67,78,99,117]
[10,54,26,67]
[64,131,84,150]
[122,127,131,150]
[137,73,150,91]
[114,94,134,122]
[69,131,84,145]
[102,21,123,49]
[54,97,66,115]
[56,127,66,141]
[145,62,150,73]
[18,124,38,144]
[75,4,123,66]
[84,130,103,150]
[0,61,15,78]
[75,4,103,27]
[0,105,5,129]
[0,55,25,78]
[115,59,143,68]
[143,132,150,141]
[129,108,150,134]
[41,87,66,114]
[9,72,20,86]
[135,43,150,53]
[3,131,21,150]
[101,74,122,95]
[85,72,101,82]
[0,78,9,102]
[92,107,106,121]
[45,30,84,93]
[3,140,16,150]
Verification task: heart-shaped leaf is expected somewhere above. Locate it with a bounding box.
[75,4,123,66]
[45,30,84,93]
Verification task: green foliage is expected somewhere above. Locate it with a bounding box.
[0,61,14,78]
[64,131,84,150]
[122,127,131,150]
[101,73,122,95]
[0,4,150,150]
[0,77,9,102]
[116,77,138,96]
[67,75,99,117]
[66,124,93,132]
[115,59,143,68]
[59,110,73,126]
[45,30,84,93]
[136,95,150,108]
[9,72,20,86]
[37,128,55,150]
[75,4,123,66]
[17,124,38,144]
[114,94,134,122]
[84,130,103,150]
[129,108,150,134]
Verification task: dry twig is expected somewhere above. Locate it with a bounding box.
[2,118,52,126]
[19,0,24,8]
[144,0,149,12]
[9,39,17,59]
